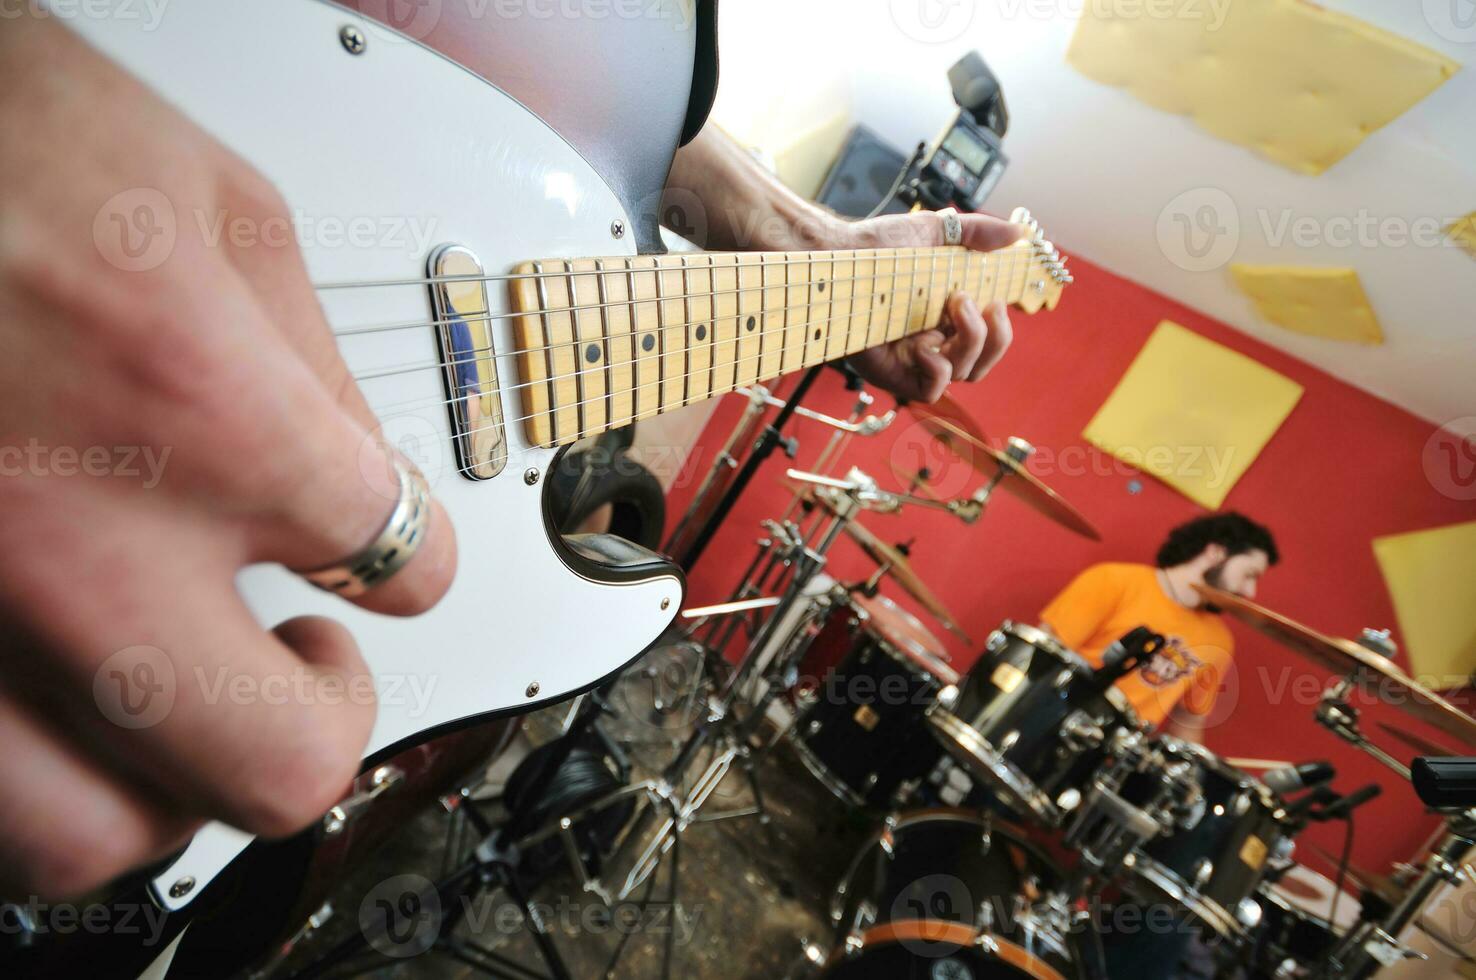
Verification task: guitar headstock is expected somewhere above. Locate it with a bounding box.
[1010,207,1072,314]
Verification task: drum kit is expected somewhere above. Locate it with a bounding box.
[382,374,1476,980]
[660,378,1476,980]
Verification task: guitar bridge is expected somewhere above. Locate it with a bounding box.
[428,244,507,479]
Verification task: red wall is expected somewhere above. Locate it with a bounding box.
[662,253,1476,879]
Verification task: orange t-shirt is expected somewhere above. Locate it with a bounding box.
[1039,562,1233,728]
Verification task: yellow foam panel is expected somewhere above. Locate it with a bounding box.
[1373,520,1476,690]
[1449,212,1476,260]
[1231,265,1384,344]
[1083,321,1303,509]
[1067,0,1459,175]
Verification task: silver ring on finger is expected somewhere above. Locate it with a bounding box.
[300,460,430,597]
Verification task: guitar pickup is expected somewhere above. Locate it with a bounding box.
[428,244,507,479]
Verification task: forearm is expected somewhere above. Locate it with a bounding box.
[666,127,854,251]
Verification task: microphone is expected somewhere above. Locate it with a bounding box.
[1318,783,1382,822]
[1263,761,1336,795]
[1094,626,1165,691]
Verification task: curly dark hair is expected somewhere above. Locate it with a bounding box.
[1155,512,1279,569]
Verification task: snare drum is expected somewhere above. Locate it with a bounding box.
[1123,739,1292,941]
[925,623,1140,825]
[792,593,959,807]
[822,810,1095,980]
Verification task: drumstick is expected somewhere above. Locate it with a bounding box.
[1227,758,1294,770]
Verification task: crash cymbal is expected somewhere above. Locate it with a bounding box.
[907,393,990,452]
[842,518,971,645]
[1376,721,1459,759]
[1198,585,1476,748]
[906,416,1100,541]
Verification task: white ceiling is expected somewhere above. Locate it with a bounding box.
[711,1,1475,432]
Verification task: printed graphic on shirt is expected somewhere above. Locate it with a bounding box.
[1139,636,1205,688]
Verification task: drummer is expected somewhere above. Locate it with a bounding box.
[1040,512,1279,741]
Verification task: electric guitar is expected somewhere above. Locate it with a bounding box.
[63,0,1069,929]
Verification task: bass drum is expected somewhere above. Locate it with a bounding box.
[824,810,1101,980]
[792,593,959,807]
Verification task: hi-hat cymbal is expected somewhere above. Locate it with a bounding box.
[1305,843,1401,904]
[906,408,1100,541]
[1198,585,1476,747]
[842,518,971,645]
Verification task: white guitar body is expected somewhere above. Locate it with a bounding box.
[68,0,683,911]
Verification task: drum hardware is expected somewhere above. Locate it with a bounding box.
[925,623,1151,826]
[1202,586,1476,978]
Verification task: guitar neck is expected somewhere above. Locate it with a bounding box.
[507,239,1067,448]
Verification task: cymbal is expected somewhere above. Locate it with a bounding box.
[907,393,990,452]
[1305,843,1401,904]
[907,413,1100,541]
[841,518,971,646]
[1198,585,1476,748]
[1376,720,1459,759]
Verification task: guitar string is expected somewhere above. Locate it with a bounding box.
[398,250,1028,459]
[349,249,1028,388]
[311,242,1050,293]
[327,248,1041,356]
[358,249,1025,419]
[325,253,1019,340]
[362,248,1023,434]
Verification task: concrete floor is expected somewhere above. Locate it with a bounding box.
[292,643,885,980]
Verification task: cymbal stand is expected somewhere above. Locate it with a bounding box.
[947,436,1035,524]
[1308,628,1472,977]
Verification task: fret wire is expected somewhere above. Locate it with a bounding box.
[353,245,1030,390]
[364,246,1031,426]
[679,254,693,407]
[594,258,616,433]
[567,262,589,439]
[532,261,559,444]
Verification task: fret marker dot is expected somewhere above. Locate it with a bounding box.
[917,288,924,297]
[641,334,656,352]
[746,316,756,331]
[695,324,707,341]
[880,294,887,304]
[585,343,601,364]
[813,329,822,340]
[817,281,826,293]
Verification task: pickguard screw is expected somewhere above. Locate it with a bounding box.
[661,598,671,611]
[524,468,540,485]
[169,877,196,899]
[526,682,540,698]
[611,219,626,240]
[340,25,367,55]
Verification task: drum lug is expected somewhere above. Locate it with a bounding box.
[985,630,1007,653]
[1193,857,1215,891]
[1060,710,1106,752]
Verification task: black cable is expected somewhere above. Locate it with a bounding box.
[1328,813,1356,932]
[864,141,928,219]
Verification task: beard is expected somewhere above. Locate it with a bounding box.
[1200,561,1229,613]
